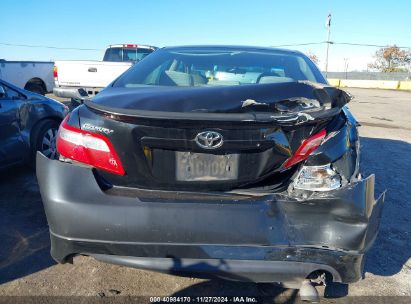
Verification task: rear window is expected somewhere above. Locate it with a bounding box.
[103,47,154,62]
[113,47,325,87]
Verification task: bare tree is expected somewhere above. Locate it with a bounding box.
[368,45,411,72]
[306,51,319,65]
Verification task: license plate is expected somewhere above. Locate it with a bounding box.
[176,152,239,181]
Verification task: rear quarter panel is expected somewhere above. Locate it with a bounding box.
[0,61,54,92]
[17,98,66,148]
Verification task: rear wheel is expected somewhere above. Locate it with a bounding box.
[32,119,60,160]
[25,83,46,95]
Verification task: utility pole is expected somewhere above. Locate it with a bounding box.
[325,13,332,77]
[344,58,349,79]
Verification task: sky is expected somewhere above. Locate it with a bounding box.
[1,0,410,72]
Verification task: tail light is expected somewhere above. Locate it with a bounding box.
[56,115,125,175]
[293,164,341,191]
[284,129,327,169]
[53,66,58,79]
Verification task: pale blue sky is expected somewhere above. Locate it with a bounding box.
[1,0,410,71]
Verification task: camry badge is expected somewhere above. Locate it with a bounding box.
[195,131,223,149]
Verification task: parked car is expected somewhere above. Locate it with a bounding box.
[53,44,157,98]
[0,60,54,95]
[37,46,384,301]
[0,79,68,169]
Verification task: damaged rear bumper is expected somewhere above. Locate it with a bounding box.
[36,153,385,288]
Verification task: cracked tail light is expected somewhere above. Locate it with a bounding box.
[284,129,327,169]
[293,164,341,191]
[56,115,125,175]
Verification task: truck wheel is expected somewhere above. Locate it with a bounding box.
[26,83,46,95]
[32,119,60,161]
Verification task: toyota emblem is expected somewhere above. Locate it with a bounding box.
[195,131,223,149]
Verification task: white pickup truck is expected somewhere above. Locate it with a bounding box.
[0,60,54,95]
[53,44,157,98]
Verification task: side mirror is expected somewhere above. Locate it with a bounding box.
[0,86,6,99]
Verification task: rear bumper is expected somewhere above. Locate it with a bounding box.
[36,153,385,287]
[53,87,83,98]
[53,87,100,98]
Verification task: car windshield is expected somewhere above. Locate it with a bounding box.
[113,47,325,87]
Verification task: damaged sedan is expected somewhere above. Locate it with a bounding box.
[36,46,385,300]
[0,79,68,169]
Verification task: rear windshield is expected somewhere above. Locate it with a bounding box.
[103,47,154,62]
[113,48,325,87]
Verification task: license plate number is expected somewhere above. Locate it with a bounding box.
[176,152,239,181]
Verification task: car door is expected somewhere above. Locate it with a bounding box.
[0,83,26,167]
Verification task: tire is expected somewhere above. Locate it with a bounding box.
[26,83,46,95]
[32,119,60,161]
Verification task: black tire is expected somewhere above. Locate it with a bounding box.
[25,83,46,95]
[31,119,60,162]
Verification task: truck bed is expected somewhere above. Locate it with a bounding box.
[0,61,54,93]
[54,60,133,90]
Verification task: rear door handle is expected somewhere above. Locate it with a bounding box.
[88,67,97,72]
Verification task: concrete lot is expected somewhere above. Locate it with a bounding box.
[0,88,410,301]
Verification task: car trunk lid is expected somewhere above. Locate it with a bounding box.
[80,82,350,191]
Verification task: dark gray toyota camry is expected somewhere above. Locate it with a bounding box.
[36,46,385,300]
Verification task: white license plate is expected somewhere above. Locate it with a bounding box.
[176,152,239,181]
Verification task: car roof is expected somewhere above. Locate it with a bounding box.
[161,45,305,56]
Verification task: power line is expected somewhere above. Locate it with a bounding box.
[0,42,102,51]
[271,42,325,47]
[333,42,411,48]
[2,41,326,50]
[1,41,411,51]
[271,41,411,49]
